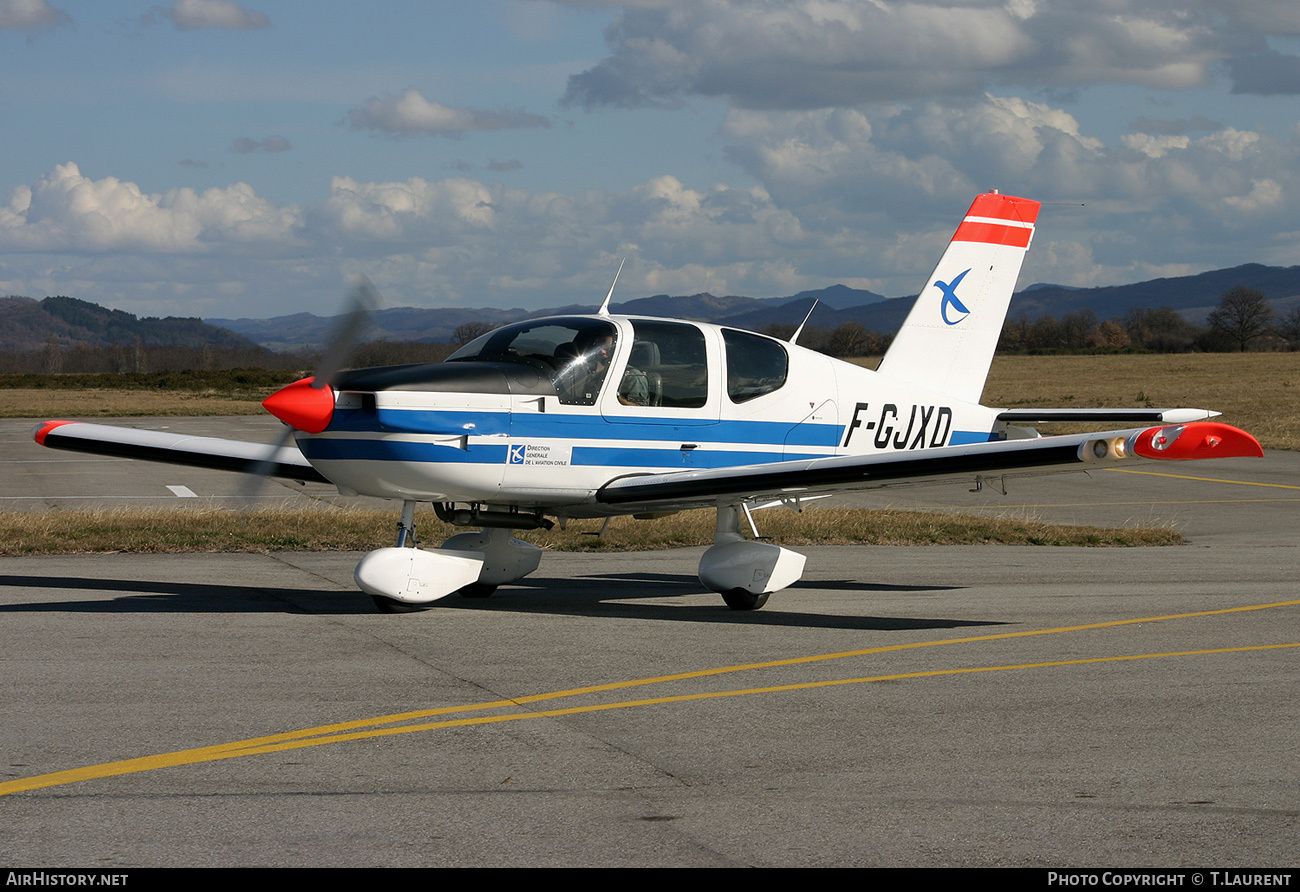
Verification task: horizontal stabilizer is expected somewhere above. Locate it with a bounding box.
[997,408,1219,424]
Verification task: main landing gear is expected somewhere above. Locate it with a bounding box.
[355,501,543,613]
[697,505,806,610]
[356,501,806,613]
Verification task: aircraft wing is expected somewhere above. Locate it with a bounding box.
[594,421,1261,514]
[32,420,329,483]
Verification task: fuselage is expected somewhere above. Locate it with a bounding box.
[292,314,1006,511]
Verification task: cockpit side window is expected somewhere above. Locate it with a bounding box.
[723,329,788,403]
[628,320,708,409]
[447,318,618,406]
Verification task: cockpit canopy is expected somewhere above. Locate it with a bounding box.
[447,317,618,406]
[446,316,789,409]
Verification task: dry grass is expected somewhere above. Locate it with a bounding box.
[0,388,267,418]
[0,505,1181,556]
[852,352,1299,449]
[986,353,1300,448]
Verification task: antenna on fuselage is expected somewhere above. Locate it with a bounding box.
[789,298,819,345]
[597,258,625,317]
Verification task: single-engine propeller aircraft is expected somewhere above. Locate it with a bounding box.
[33,192,1263,612]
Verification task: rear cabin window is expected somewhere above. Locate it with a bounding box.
[723,329,788,403]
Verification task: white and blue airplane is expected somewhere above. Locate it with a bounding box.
[33,192,1262,612]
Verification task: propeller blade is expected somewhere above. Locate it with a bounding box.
[240,275,383,507]
[313,274,382,387]
[234,423,298,508]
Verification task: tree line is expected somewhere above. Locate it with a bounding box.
[997,286,1297,354]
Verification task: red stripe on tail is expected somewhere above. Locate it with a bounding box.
[952,220,1033,247]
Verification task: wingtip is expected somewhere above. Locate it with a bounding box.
[1131,422,1264,460]
[32,420,73,446]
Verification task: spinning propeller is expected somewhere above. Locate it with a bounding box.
[239,275,382,502]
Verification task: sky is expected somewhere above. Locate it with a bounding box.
[3,0,1300,321]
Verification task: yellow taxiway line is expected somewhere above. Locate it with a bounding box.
[2,599,1296,797]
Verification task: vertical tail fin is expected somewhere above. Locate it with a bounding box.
[875,192,1040,404]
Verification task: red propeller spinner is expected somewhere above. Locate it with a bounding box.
[262,377,335,434]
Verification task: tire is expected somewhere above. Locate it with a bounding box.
[456,583,498,599]
[371,595,429,614]
[720,589,770,610]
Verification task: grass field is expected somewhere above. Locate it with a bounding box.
[981,353,1299,449]
[0,388,266,418]
[0,505,1182,556]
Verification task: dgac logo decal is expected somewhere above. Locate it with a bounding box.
[508,444,526,464]
[936,268,972,325]
[842,402,953,450]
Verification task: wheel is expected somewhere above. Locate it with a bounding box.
[371,595,429,614]
[720,589,770,610]
[456,583,498,599]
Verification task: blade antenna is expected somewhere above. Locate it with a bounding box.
[789,299,819,344]
[597,258,625,317]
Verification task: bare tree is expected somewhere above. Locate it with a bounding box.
[826,321,870,357]
[1274,306,1300,351]
[1208,286,1272,352]
[451,321,494,346]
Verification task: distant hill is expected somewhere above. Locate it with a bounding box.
[778,284,889,309]
[0,295,266,354]
[1004,264,1300,325]
[12,264,1299,354]
[210,286,896,349]
[209,265,1300,351]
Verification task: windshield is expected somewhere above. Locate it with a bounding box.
[447,318,618,406]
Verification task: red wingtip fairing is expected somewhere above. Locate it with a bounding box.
[261,377,335,434]
[1132,422,1264,460]
[32,420,73,446]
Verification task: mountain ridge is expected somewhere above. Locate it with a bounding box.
[7,265,1299,353]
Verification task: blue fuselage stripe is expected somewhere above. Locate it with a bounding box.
[330,407,844,447]
[312,407,995,466]
[573,447,823,468]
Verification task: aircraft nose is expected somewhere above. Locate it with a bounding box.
[262,377,335,433]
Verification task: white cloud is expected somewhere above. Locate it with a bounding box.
[345,88,551,137]
[0,163,825,315]
[0,162,298,253]
[561,0,1300,108]
[717,92,1300,288]
[1222,177,1284,213]
[160,0,269,31]
[318,176,498,239]
[0,0,66,30]
[5,136,1300,320]
[1121,133,1191,158]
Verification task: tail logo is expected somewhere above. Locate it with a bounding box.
[936,268,972,326]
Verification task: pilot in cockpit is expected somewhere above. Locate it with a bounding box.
[556,329,614,405]
[558,329,649,406]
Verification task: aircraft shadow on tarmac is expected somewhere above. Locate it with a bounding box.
[0,572,1002,632]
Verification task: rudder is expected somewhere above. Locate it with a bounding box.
[876,192,1040,404]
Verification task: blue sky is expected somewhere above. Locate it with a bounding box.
[3,0,1300,320]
